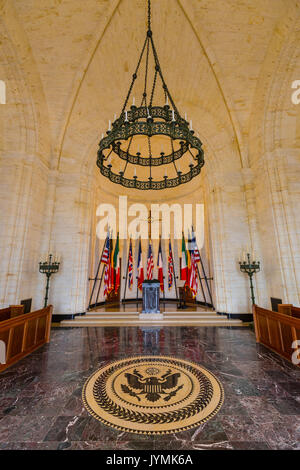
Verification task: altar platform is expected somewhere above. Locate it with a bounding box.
[59,302,243,327]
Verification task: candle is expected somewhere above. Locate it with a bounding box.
[125,111,128,122]
[164,168,167,177]
[172,110,175,121]
[101,133,104,139]
[108,120,111,131]
[185,112,187,121]
[161,145,164,154]
[134,167,136,177]
[132,97,135,106]
[165,95,168,106]
[114,113,116,121]
[190,120,193,131]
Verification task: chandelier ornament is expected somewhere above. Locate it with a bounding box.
[97,0,205,190]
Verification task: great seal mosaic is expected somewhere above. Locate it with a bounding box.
[82,355,224,435]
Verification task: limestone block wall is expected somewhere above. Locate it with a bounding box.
[253,151,300,307]
[47,171,95,315]
[204,171,256,315]
[0,0,299,318]
[0,155,49,310]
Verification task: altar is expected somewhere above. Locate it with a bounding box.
[139,280,163,320]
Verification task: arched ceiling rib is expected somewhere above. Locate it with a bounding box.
[6,0,298,184]
[54,0,242,177]
[0,0,51,163]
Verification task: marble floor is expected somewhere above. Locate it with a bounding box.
[0,325,299,450]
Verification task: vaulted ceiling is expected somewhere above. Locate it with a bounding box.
[1,0,299,199]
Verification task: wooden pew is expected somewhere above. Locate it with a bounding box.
[0,305,52,373]
[0,305,24,323]
[278,304,300,320]
[253,304,300,366]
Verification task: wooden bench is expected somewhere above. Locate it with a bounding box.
[278,304,300,320]
[0,305,24,322]
[0,305,52,372]
[253,304,300,366]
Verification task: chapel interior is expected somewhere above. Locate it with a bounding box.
[0,0,299,451]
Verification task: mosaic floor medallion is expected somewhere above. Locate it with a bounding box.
[82,356,224,435]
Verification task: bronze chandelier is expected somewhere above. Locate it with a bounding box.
[97,0,205,190]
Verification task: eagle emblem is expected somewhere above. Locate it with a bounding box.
[121,368,183,402]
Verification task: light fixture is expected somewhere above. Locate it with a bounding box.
[97,0,205,190]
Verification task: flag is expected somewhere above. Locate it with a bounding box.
[128,239,133,290]
[190,227,200,263]
[137,238,144,291]
[101,234,110,264]
[108,235,114,294]
[147,241,154,280]
[189,251,198,298]
[168,239,174,289]
[157,238,164,292]
[113,232,120,293]
[103,234,111,297]
[181,233,190,282]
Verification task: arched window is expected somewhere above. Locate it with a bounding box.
[0,80,6,104]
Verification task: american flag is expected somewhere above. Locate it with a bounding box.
[103,237,110,296]
[190,228,200,263]
[103,264,109,297]
[101,235,110,264]
[108,236,114,294]
[157,238,164,292]
[137,237,144,291]
[128,239,133,290]
[147,242,154,280]
[168,239,174,289]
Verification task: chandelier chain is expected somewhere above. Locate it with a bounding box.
[121,36,148,114]
[147,134,152,184]
[149,36,179,118]
[148,0,151,32]
[170,137,178,174]
[149,68,158,107]
[97,0,205,190]
[142,37,150,107]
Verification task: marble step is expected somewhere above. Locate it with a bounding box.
[82,314,220,320]
[60,316,243,327]
[87,311,215,316]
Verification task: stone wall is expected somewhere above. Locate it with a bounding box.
[0,0,299,316]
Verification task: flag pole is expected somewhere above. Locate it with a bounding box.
[122,240,130,303]
[136,237,141,305]
[198,252,214,308]
[136,276,139,303]
[159,235,165,302]
[190,225,212,308]
[87,235,107,310]
[95,264,106,306]
[196,263,207,306]
[170,238,178,300]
